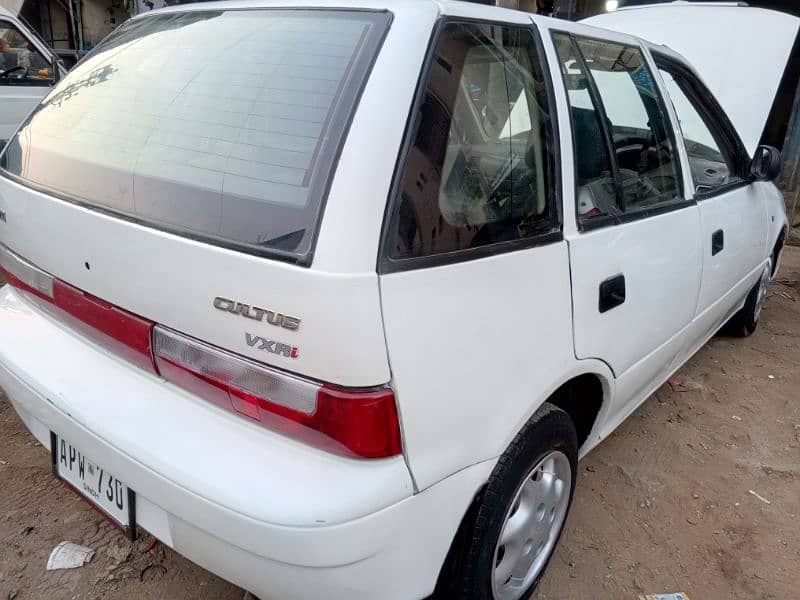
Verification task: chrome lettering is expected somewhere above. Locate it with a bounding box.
[245,333,299,359]
[213,296,301,331]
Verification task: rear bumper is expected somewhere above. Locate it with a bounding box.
[0,286,492,599]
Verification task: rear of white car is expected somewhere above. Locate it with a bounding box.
[0,2,490,599]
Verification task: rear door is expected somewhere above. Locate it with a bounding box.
[379,16,573,490]
[0,17,55,146]
[549,29,702,417]
[654,54,768,345]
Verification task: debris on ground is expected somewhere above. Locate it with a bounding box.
[639,594,691,600]
[748,489,771,505]
[139,563,167,582]
[667,377,703,392]
[46,541,95,570]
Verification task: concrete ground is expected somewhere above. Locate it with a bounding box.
[1,247,799,600]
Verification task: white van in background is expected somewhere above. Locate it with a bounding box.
[0,5,61,148]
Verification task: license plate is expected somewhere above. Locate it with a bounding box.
[50,432,136,540]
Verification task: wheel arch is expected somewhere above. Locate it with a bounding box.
[431,367,614,597]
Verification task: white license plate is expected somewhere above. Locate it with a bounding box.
[50,432,136,539]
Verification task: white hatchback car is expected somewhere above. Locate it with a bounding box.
[0,2,795,599]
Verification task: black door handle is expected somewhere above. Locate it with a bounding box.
[712,229,724,256]
[599,274,626,313]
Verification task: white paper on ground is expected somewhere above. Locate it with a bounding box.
[46,541,96,570]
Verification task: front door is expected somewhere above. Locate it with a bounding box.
[0,19,54,145]
[655,58,768,340]
[551,31,703,417]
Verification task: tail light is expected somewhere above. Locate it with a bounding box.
[0,244,54,300]
[153,327,402,459]
[1,243,402,459]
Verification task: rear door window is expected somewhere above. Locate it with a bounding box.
[383,21,558,266]
[0,9,390,263]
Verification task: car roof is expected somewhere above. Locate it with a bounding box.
[136,0,535,23]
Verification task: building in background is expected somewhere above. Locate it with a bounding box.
[3,0,165,66]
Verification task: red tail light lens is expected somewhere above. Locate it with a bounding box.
[51,280,156,372]
[153,327,402,459]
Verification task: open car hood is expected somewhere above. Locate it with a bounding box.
[584,4,800,155]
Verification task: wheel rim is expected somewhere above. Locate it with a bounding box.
[491,450,572,600]
[754,261,771,323]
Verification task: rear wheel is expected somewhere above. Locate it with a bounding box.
[438,403,578,600]
[724,260,772,337]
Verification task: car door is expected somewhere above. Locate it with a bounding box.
[378,18,574,491]
[549,30,702,421]
[653,54,768,353]
[0,17,56,146]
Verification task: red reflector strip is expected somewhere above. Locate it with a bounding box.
[52,280,156,373]
[0,243,155,372]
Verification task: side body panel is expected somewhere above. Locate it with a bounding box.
[381,244,576,490]
[694,185,768,319]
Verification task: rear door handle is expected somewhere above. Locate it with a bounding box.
[712,229,724,256]
[599,274,626,313]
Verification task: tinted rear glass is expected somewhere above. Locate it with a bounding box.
[0,9,389,263]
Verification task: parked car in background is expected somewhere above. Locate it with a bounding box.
[0,5,62,149]
[0,1,795,599]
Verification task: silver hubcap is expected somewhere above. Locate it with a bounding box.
[754,261,771,323]
[492,451,572,600]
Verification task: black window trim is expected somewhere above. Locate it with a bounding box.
[377,16,563,275]
[551,29,690,233]
[651,50,753,202]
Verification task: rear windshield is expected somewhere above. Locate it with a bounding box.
[0,9,390,263]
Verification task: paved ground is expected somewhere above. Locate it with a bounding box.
[1,248,799,600]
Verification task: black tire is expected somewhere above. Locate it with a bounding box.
[435,403,578,600]
[723,262,771,338]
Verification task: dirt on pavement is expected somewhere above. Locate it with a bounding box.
[1,248,799,600]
